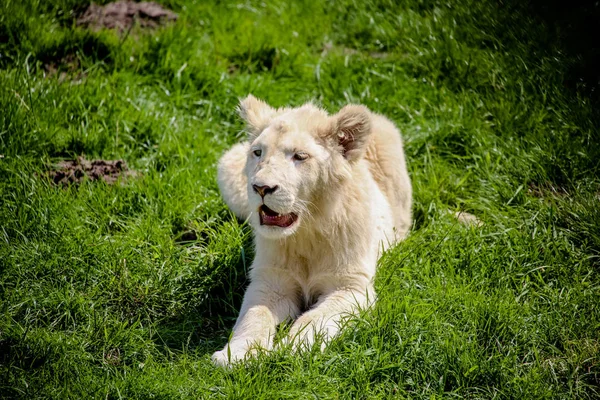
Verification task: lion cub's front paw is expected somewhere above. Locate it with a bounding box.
[283,313,337,353]
[211,347,243,367]
[211,343,255,367]
[283,320,321,353]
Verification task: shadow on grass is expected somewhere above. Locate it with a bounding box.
[493,1,600,188]
[37,31,113,73]
[525,0,600,100]
[153,219,254,355]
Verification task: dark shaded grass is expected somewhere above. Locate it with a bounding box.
[1,0,599,398]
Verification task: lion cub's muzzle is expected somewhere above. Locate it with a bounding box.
[258,205,298,228]
[252,184,298,228]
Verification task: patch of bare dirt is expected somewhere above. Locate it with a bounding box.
[103,348,121,366]
[43,54,86,82]
[77,1,178,32]
[48,156,137,185]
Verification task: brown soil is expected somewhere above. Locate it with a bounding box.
[43,54,86,82]
[48,156,137,185]
[77,1,178,32]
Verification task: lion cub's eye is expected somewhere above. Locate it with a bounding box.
[293,152,309,161]
[253,149,262,157]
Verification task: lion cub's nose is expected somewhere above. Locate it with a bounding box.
[253,184,278,198]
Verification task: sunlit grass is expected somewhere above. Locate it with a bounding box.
[1,0,598,398]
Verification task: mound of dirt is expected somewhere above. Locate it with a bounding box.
[77,1,178,32]
[48,157,137,185]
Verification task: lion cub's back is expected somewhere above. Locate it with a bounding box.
[365,113,412,240]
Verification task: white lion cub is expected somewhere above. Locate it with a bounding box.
[212,95,412,366]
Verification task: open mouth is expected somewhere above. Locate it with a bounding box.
[258,205,298,228]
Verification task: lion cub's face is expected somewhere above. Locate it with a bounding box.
[246,119,330,238]
[239,95,372,240]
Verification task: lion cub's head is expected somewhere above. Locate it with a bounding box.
[239,95,372,240]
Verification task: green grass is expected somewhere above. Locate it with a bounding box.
[1,0,599,398]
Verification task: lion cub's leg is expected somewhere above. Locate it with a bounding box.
[217,141,250,220]
[211,274,300,367]
[284,284,374,351]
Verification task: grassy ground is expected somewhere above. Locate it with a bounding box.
[1,0,599,398]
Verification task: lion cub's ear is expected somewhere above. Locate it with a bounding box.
[333,105,372,162]
[238,95,276,137]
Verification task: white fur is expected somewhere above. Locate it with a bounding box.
[212,95,412,366]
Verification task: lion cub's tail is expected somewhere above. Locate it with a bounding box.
[217,141,251,220]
